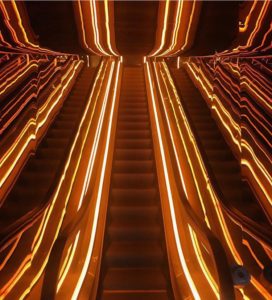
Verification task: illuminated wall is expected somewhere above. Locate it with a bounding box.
[149,0,201,56]
[182,1,272,217]
[0,2,83,202]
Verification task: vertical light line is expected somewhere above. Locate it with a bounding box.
[104,0,118,56]
[146,62,200,300]
[150,0,170,56]
[90,0,110,56]
[72,60,120,299]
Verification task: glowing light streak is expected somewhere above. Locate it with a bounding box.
[0,62,37,95]
[0,234,22,271]
[241,159,271,205]
[146,61,200,300]
[184,62,213,102]
[0,62,82,191]
[0,61,112,298]
[189,226,219,299]
[239,1,258,33]
[180,0,196,52]
[242,239,264,269]
[89,0,110,56]
[11,0,38,48]
[160,62,272,298]
[77,61,114,210]
[76,1,93,53]
[57,231,80,292]
[104,0,118,56]
[160,0,183,56]
[160,61,243,264]
[72,60,120,299]
[150,0,170,56]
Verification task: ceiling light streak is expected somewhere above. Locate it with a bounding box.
[159,0,183,56]
[90,0,111,56]
[76,0,100,55]
[104,0,118,56]
[149,0,170,57]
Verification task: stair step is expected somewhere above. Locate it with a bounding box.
[119,115,149,122]
[111,188,158,206]
[105,242,164,267]
[42,137,69,148]
[118,121,150,130]
[113,160,154,173]
[108,223,162,242]
[116,129,151,139]
[27,158,59,172]
[116,138,152,149]
[119,106,148,115]
[112,173,155,188]
[109,206,159,223]
[36,147,65,159]
[101,290,169,300]
[115,149,153,160]
[102,268,168,290]
[119,102,147,108]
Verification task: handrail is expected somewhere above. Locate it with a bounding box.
[146,59,235,300]
[167,61,272,249]
[41,58,121,299]
[0,58,101,252]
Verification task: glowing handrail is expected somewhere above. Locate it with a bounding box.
[145,59,235,300]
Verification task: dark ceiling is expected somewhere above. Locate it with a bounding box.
[185,1,239,56]
[25,1,82,53]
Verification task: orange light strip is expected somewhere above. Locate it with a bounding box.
[146,61,200,300]
[239,1,258,33]
[104,0,118,56]
[189,225,219,299]
[160,61,272,299]
[0,61,82,192]
[76,0,99,54]
[90,0,111,56]
[72,60,120,299]
[159,0,183,56]
[57,231,81,292]
[0,61,108,298]
[149,0,170,56]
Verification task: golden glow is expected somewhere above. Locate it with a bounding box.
[150,0,170,56]
[57,231,80,292]
[72,60,121,299]
[146,61,200,300]
[189,226,219,299]
[104,0,118,56]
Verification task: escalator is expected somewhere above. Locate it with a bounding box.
[170,66,270,227]
[96,66,173,300]
[0,64,97,233]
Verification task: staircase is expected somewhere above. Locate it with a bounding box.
[0,64,96,231]
[170,67,270,226]
[97,66,173,300]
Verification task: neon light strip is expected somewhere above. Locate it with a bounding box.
[146,61,200,300]
[72,60,120,299]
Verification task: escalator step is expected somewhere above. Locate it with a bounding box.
[102,268,168,290]
[115,138,152,149]
[111,188,158,206]
[113,160,154,173]
[105,242,164,268]
[101,290,169,300]
[112,173,155,188]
